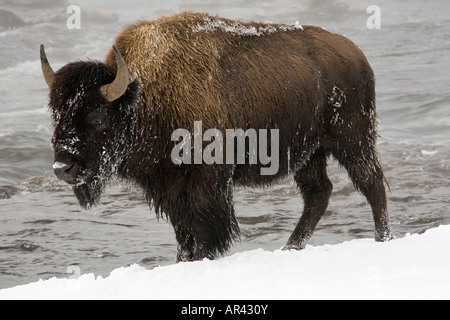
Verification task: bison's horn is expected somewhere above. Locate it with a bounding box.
[100,45,130,102]
[40,44,55,88]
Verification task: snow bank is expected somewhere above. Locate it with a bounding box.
[1,225,450,300]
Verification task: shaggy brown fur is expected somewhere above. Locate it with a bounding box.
[46,12,393,262]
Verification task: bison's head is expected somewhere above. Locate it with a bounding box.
[40,45,139,209]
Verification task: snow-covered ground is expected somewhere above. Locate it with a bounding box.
[1,225,449,300]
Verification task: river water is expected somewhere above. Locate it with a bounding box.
[0,0,449,289]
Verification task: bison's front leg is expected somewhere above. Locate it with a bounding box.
[165,170,240,262]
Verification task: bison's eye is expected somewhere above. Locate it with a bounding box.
[93,117,104,125]
[86,108,109,131]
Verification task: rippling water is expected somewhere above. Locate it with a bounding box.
[1,0,449,289]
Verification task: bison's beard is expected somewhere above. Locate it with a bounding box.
[73,174,109,210]
[71,143,124,210]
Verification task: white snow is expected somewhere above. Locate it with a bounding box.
[52,162,68,170]
[1,225,450,300]
[194,16,303,36]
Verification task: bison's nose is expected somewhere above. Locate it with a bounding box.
[53,162,80,184]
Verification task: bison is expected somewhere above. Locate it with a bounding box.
[40,12,393,262]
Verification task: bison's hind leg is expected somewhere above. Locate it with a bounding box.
[285,147,333,250]
[330,133,394,242]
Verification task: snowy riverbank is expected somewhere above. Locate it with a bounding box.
[1,225,449,300]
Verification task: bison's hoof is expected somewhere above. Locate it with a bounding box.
[375,231,395,242]
[282,244,305,251]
